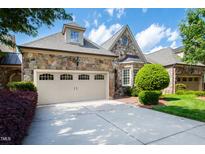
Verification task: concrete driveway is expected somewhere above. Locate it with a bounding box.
[23,100,205,145]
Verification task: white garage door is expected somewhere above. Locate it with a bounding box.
[35,70,108,105]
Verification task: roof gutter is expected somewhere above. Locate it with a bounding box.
[18,46,118,58]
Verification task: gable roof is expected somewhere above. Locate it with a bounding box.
[101,25,147,62]
[119,54,144,63]
[145,47,205,67]
[19,32,116,57]
[101,26,126,50]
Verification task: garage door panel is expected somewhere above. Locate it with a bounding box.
[36,71,108,105]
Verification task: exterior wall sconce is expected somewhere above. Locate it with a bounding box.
[74,57,80,67]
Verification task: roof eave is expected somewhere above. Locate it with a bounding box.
[19,46,118,58]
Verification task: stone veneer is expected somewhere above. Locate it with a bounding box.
[111,29,142,61]
[0,66,21,89]
[109,29,145,97]
[163,66,175,94]
[114,62,144,97]
[164,64,205,94]
[22,50,115,98]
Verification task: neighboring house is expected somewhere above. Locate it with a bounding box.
[0,22,204,104]
[0,35,22,89]
[146,47,205,93]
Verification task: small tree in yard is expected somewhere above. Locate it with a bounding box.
[179,8,205,64]
[135,64,170,105]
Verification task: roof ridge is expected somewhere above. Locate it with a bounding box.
[20,32,61,46]
[147,47,172,55]
[101,25,126,46]
[84,37,102,49]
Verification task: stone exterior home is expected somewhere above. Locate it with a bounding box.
[146,47,205,93]
[0,22,205,105]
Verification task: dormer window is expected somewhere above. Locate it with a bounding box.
[71,30,79,43]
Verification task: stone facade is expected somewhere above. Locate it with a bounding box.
[111,29,142,61]
[114,62,144,97]
[163,66,175,94]
[22,50,115,98]
[109,29,146,97]
[175,65,205,91]
[164,64,205,93]
[0,66,21,89]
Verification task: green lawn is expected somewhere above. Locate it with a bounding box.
[153,94,205,122]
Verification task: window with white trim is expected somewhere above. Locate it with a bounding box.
[39,74,54,80]
[78,74,89,80]
[60,74,73,80]
[71,30,79,43]
[122,69,131,86]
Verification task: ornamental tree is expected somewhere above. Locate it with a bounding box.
[179,8,205,64]
[0,8,72,51]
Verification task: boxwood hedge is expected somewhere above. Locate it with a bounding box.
[135,64,170,91]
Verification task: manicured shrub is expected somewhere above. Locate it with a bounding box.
[175,83,187,91]
[131,86,140,96]
[138,90,162,105]
[0,90,38,144]
[7,81,37,92]
[135,64,170,91]
[123,87,132,96]
[176,90,205,96]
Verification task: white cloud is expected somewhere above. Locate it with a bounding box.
[105,8,114,16]
[94,19,98,27]
[116,8,125,19]
[135,23,180,52]
[170,41,177,49]
[84,20,90,28]
[105,8,125,19]
[88,23,122,44]
[142,8,148,13]
[167,30,179,42]
[72,15,76,22]
[135,24,166,51]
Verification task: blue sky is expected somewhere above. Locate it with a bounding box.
[15,8,187,53]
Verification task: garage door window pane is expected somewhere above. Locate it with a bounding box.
[94,74,104,80]
[194,77,199,81]
[60,74,73,80]
[78,74,89,80]
[39,74,54,80]
[182,77,187,82]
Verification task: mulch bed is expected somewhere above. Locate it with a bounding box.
[115,96,167,109]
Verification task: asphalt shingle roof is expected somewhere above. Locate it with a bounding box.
[19,32,116,57]
[119,54,144,63]
[0,52,22,65]
[101,26,126,50]
[145,47,205,66]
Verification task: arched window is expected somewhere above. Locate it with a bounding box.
[94,74,104,80]
[122,36,128,46]
[60,74,73,80]
[39,74,54,80]
[78,74,89,80]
